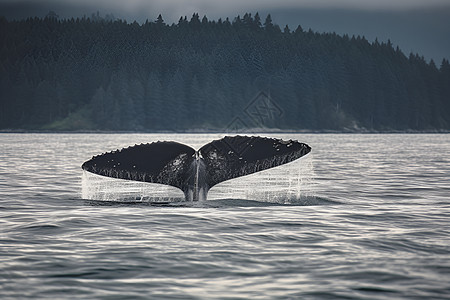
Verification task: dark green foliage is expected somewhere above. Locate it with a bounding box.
[0,13,449,131]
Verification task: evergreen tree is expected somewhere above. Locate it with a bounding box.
[264,14,273,29]
[155,14,164,25]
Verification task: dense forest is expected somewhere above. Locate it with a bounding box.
[1,12,449,131]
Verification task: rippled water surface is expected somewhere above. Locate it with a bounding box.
[1,133,449,299]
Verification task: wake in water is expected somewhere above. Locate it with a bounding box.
[81,155,325,206]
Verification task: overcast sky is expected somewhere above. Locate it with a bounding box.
[5,0,449,19]
[1,0,449,62]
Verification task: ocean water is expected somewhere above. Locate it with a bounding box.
[0,133,449,299]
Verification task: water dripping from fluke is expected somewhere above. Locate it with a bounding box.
[81,171,186,205]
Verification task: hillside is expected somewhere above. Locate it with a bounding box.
[1,13,449,131]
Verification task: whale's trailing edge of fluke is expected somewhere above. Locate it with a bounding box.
[81,136,311,201]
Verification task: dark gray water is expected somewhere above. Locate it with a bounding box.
[1,133,449,299]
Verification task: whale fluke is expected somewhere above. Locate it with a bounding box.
[81,136,311,201]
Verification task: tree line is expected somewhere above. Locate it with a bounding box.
[0,12,449,131]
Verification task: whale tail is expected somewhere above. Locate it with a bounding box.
[81,136,311,201]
